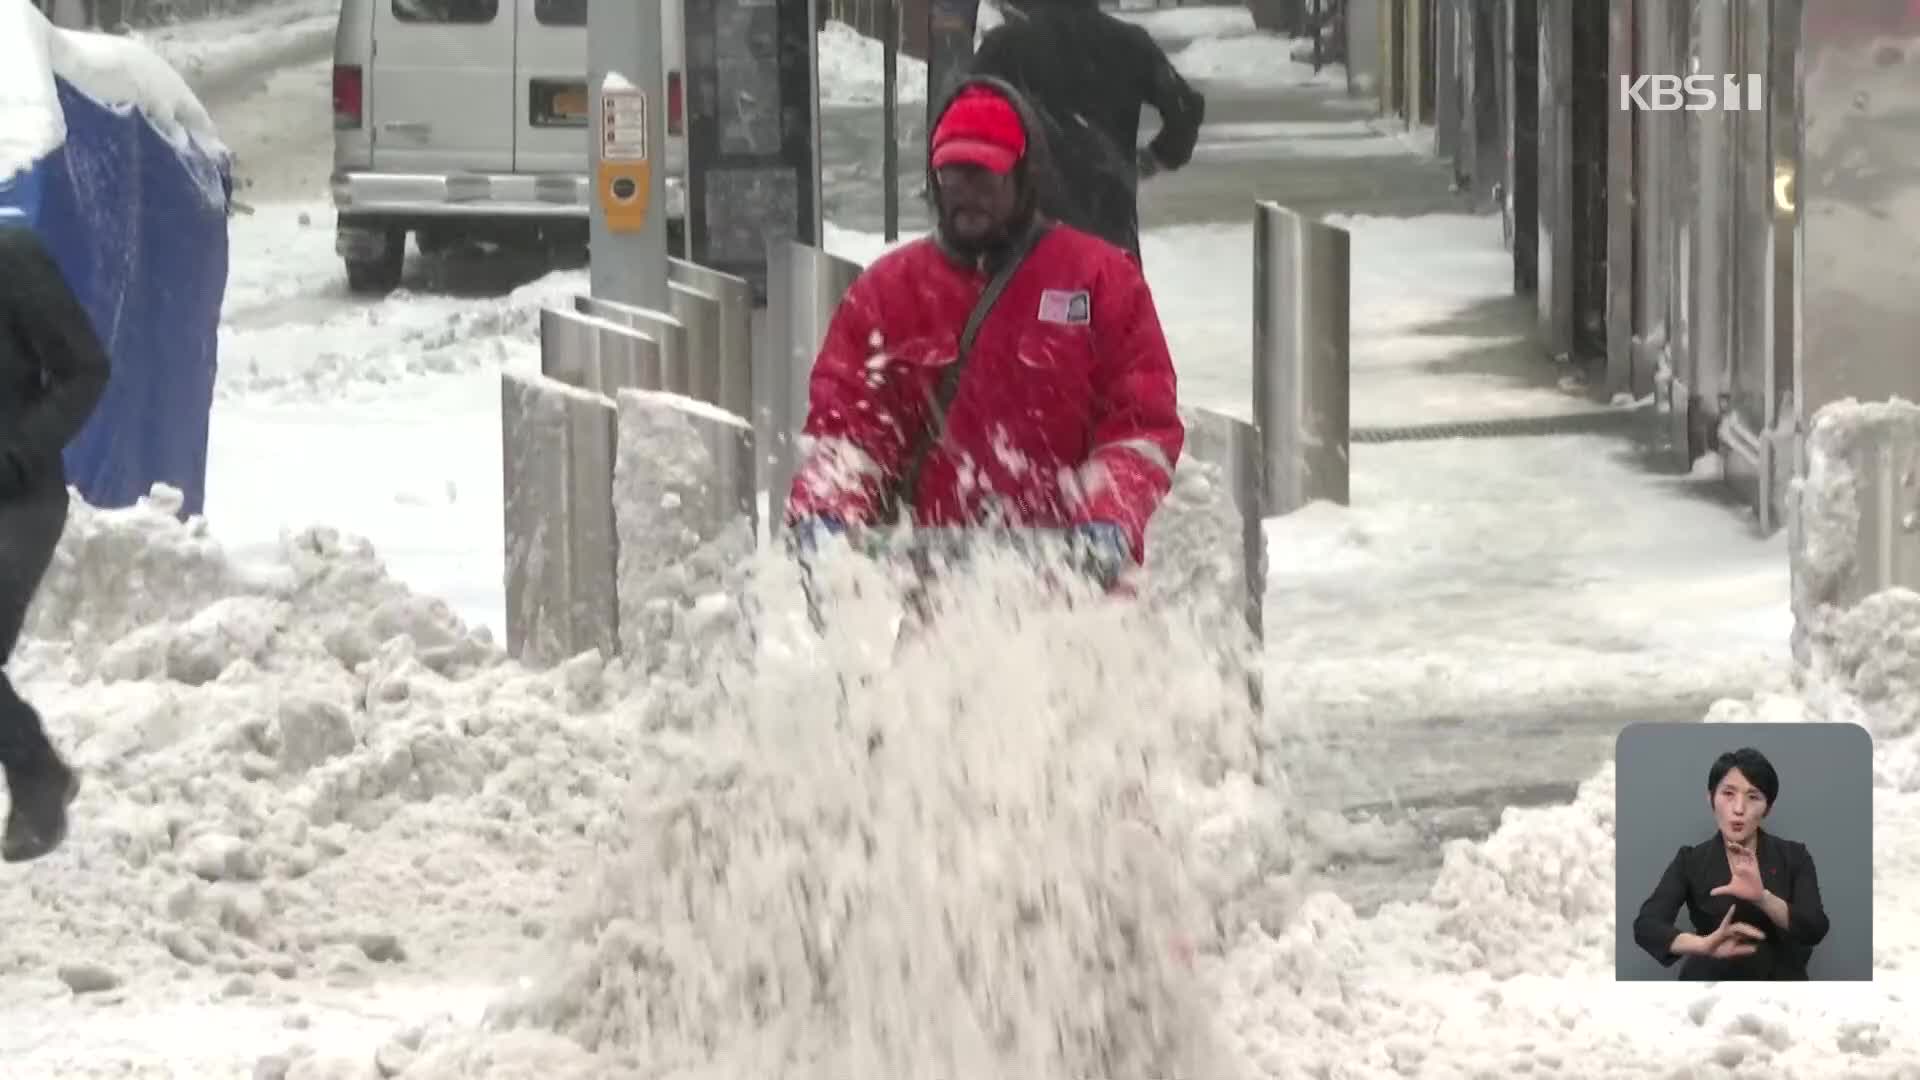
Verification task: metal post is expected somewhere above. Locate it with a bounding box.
[1434,0,1461,161]
[670,258,756,423]
[1630,0,1670,400]
[1346,0,1381,97]
[1603,0,1634,397]
[669,282,722,399]
[575,295,687,393]
[502,371,620,666]
[883,0,901,242]
[589,0,670,310]
[542,306,667,395]
[1253,202,1351,515]
[765,240,866,524]
[1686,0,1731,440]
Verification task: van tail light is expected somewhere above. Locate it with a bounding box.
[667,71,684,136]
[333,64,364,130]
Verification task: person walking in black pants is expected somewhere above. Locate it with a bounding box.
[0,215,108,863]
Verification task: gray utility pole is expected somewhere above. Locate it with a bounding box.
[588,0,670,310]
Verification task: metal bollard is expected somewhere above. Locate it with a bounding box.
[501,371,620,666]
[670,258,755,423]
[764,239,866,526]
[594,321,666,396]
[539,306,603,392]
[575,295,687,394]
[1433,0,1461,159]
[668,282,722,401]
[1346,0,1382,97]
[1603,0,1634,398]
[540,306,664,395]
[1253,201,1351,516]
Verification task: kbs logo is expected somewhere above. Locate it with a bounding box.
[1618,74,1765,112]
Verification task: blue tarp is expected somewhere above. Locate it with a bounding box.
[0,75,231,517]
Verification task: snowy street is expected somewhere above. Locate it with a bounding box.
[4,2,1919,1078]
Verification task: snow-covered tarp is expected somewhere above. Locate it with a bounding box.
[0,1,231,516]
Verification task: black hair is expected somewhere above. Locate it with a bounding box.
[1708,747,1781,806]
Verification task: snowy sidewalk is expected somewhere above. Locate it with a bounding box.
[1123,55,1793,907]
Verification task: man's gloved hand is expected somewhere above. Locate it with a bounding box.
[1136,146,1165,181]
[786,515,848,557]
[1070,522,1134,592]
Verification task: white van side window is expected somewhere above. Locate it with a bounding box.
[392,0,499,23]
[534,0,586,26]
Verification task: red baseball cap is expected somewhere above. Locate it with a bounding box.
[931,86,1028,175]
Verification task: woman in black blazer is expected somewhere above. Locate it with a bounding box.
[1632,747,1831,980]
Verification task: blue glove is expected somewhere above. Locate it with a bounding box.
[1070,522,1133,591]
[786,515,847,556]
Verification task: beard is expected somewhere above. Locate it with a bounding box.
[938,204,1009,259]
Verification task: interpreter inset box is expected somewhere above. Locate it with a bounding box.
[1614,722,1873,982]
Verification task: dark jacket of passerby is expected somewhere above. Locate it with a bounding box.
[969,0,1206,260]
[0,216,100,863]
[1,220,109,503]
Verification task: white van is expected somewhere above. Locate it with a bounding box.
[330,0,687,294]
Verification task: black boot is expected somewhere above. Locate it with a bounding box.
[3,752,79,863]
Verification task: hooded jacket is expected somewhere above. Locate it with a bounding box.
[785,77,1184,564]
[0,221,109,501]
[970,0,1206,259]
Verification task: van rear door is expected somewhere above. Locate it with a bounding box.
[371,0,515,173]
[514,0,589,173]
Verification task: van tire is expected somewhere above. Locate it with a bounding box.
[344,231,406,295]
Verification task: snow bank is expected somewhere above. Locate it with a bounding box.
[1116,3,1259,40]
[819,20,929,108]
[1170,30,1346,89]
[1789,397,1920,650]
[130,0,339,88]
[0,1,226,184]
[5,486,639,1026]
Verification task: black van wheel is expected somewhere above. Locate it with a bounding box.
[344,229,406,296]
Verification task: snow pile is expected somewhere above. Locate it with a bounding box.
[396,540,1277,1080]
[132,0,345,87]
[255,442,1291,1078]
[1789,397,1920,657]
[611,389,757,682]
[1116,4,1259,40]
[219,260,585,400]
[1170,30,1345,90]
[1,1,227,184]
[4,486,640,1014]
[1208,400,1920,1077]
[818,20,930,108]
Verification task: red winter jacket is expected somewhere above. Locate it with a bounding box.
[785,226,1184,563]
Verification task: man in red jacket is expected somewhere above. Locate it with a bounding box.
[784,76,1183,592]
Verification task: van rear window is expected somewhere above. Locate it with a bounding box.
[392,0,498,23]
[534,0,586,26]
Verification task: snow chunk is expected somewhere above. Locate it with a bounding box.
[817,20,929,107]
[1,2,227,184]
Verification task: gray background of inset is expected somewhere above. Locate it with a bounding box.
[1614,722,1874,981]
